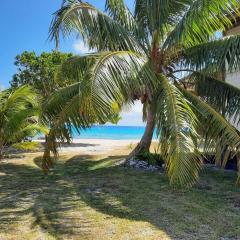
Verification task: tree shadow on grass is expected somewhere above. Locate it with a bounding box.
[0,158,94,239]
[0,155,240,239]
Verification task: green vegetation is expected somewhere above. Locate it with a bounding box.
[2,2,240,238]
[136,150,165,167]
[43,0,240,186]
[8,51,121,164]
[0,153,239,239]
[11,51,73,97]
[0,86,47,159]
[12,142,42,151]
[6,51,75,161]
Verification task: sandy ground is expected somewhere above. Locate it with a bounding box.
[35,139,141,155]
[59,139,140,154]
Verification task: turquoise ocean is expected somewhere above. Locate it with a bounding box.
[72,125,157,140]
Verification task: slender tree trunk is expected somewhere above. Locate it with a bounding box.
[127,106,155,159]
[0,140,4,160]
[42,134,53,172]
[0,146,4,160]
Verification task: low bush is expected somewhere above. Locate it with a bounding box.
[12,142,42,151]
[136,151,165,166]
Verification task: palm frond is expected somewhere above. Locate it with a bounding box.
[155,74,201,187]
[49,1,142,52]
[105,0,136,32]
[178,86,240,170]
[46,51,148,124]
[1,85,39,113]
[190,72,240,125]
[182,35,240,72]
[164,0,239,47]
[0,86,46,150]
[134,0,193,38]
[9,124,48,143]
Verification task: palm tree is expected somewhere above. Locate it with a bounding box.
[0,86,47,158]
[47,0,240,186]
[41,55,122,170]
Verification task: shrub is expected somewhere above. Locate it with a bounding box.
[136,151,165,166]
[12,142,42,151]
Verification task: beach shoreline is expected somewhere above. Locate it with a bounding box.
[36,138,148,154]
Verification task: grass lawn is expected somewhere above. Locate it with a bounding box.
[0,151,240,240]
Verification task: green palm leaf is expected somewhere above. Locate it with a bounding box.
[155,74,201,187]
[191,72,240,125]
[46,50,148,124]
[105,0,139,33]
[49,1,142,52]
[182,35,240,72]
[135,0,194,38]
[0,86,47,157]
[164,0,239,47]
[179,86,240,169]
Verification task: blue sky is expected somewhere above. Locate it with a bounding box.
[0,0,135,89]
[0,0,102,89]
[0,0,142,125]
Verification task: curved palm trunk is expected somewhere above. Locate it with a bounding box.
[127,106,155,159]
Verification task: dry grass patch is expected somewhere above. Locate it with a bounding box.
[0,151,239,240]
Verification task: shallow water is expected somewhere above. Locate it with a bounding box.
[73,125,157,140]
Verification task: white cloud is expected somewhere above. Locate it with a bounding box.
[118,113,144,126]
[73,39,95,54]
[118,101,145,126]
[122,101,143,114]
[107,101,145,126]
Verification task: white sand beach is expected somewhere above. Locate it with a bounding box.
[35,139,143,154]
[58,139,140,154]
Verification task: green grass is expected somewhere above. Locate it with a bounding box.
[0,153,240,240]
